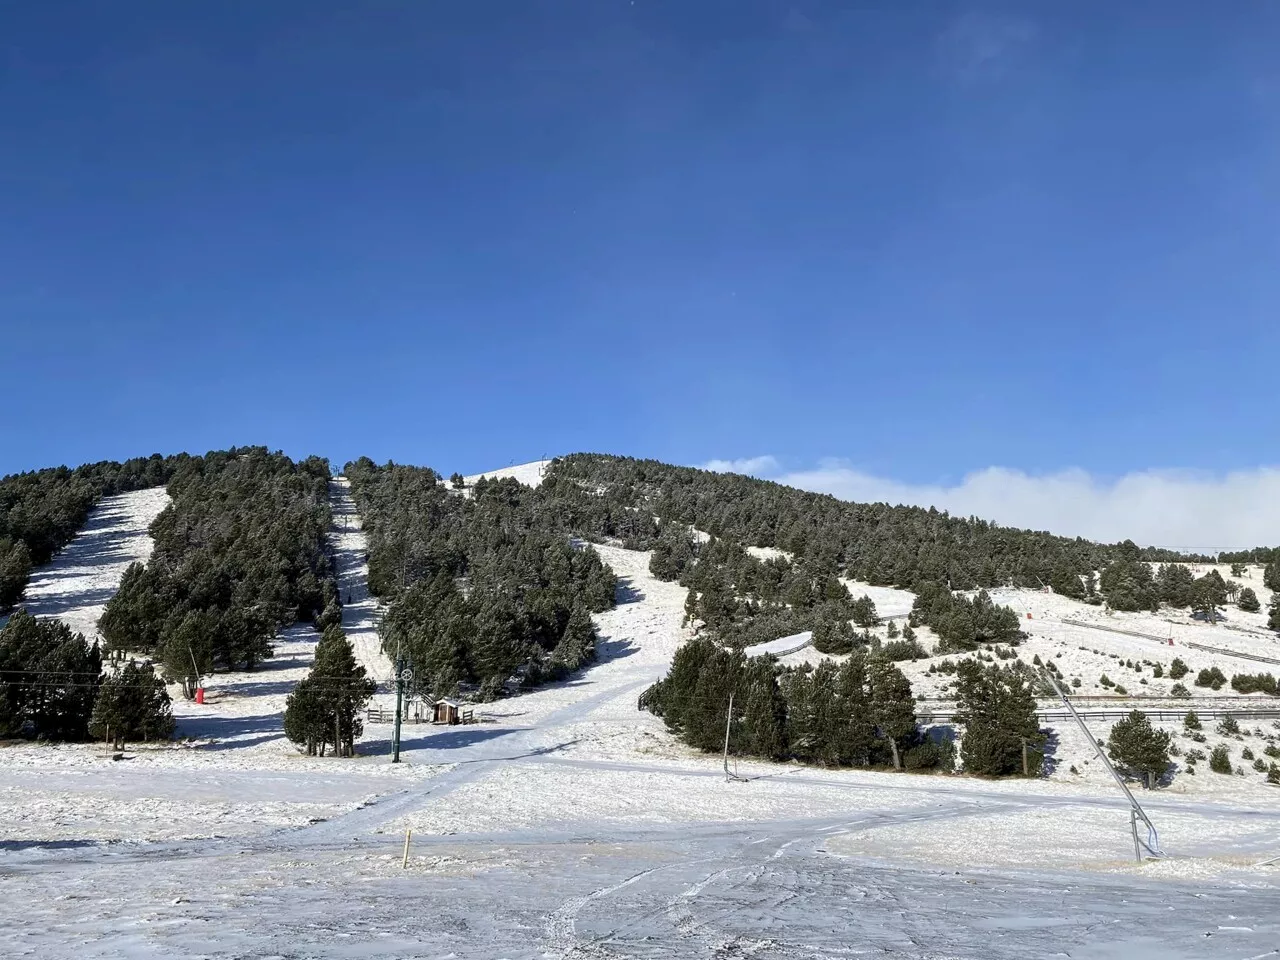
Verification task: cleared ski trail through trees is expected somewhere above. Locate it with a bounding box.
[329,477,393,689]
[2,487,170,641]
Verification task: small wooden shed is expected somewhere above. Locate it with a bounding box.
[433,698,464,725]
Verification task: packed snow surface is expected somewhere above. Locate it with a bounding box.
[745,629,813,658]
[462,458,552,488]
[3,487,170,641]
[4,523,1280,957]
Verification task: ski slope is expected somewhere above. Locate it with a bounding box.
[462,458,552,488]
[4,510,1280,956]
[2,487,170,641]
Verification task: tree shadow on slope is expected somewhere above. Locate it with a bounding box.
[177,712,285,748]
[615,577,645,605]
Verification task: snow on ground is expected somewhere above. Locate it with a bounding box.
[745,629,813,658]
[6,527,1280,956]
[841,578,917,620]
[462,458,552,489]
[745,544,791,562]
[2,487,170,641]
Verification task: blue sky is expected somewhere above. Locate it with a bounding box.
[3,2,1279,545]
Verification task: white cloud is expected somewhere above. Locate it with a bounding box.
[696,455,1280,553]
[700,455,781,476]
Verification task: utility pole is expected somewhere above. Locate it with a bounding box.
[392,656,404,764]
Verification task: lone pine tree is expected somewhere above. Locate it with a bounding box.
[1107,710,1172,784]
[284,625,375,757]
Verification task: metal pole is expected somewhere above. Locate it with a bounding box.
[402,827,413,869]
[1043,671,1162,858]
[392,657,403,764]
[722,692,735,781]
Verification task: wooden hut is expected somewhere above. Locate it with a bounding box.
[433,698,464,725]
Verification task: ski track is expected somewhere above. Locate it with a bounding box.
[2,487,170,641]
[3,502,1280,957]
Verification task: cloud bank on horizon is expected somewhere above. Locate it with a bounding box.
[698,456,1280,554]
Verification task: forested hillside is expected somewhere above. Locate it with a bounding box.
[0,454,182,610]
[540,454,1205,591]
[344,459,616,699]
[98,448,334,694]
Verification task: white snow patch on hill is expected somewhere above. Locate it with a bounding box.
[463,459,552,488]
[6,487,170,642]
[746,630,813,658]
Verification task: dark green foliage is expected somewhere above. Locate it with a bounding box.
[0,611,102,741]
[1231,673,1278,696]
[911,582,1023,652]
[551,603,597,674]
[811,616,858,655]
[869,657,916,769]
[542,456,1206,596]
[284,625,376,757]
[648,527,697,582]
[1265,560,1280,593]
[97,449,333,689]
[1191,570,1228,621]
[1216,716,1240,736]
[885,619,899,639]
[88,661,174,749]
[880,638,928,661]
[1107,710,1171,782]
[1183,710,1201,730]
[850,595,878,628]
[1238,587,1260,612]
[0,454,184,610]
[1194,666,1227,690]
[348,461,617,696]
[1168,658,1189,679]
[952,660,1043,776]
[1155,563,1196,607]
[1269,594,1280,633]
[1208,744,1232,774]
[644,643,943,772]
[1169,682,1191,698]
[1099,552,1161,612]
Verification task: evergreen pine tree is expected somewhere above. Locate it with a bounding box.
[89,661,175,749]
[832,653,875,766]
[552,602,597,672]
[953,661,1043,776]
[868,657,916,770]
[1238,587,1261,613]
[738,656,788,760]
[850,595,879,628]
[1107,710,1171,783]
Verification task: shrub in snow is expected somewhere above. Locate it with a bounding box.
[1242,746,1255,761]
[1184,710,1201,730]
[1170,683,1192,698]
[1217,716,1240,736]
[1231,672,1278,696]
[1169,658,1189,680]
[1195,667,1227,690]
[1209,745,1233,774]
[1107,710,1172,783]
[1238,587,1261,612]
[1254,757,1268,773]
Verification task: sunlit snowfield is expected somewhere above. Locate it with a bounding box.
[1,469,1278,958]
